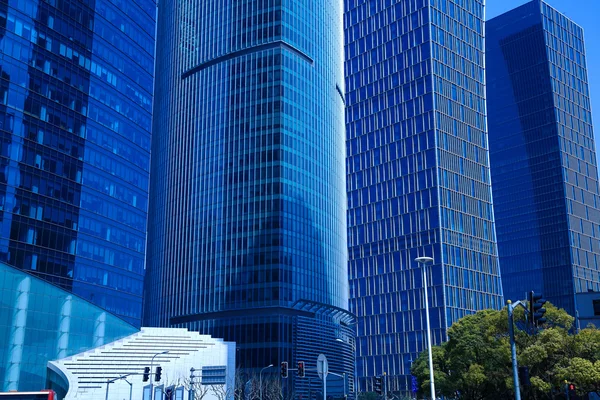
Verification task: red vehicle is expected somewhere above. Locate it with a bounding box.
[0,391,56,400]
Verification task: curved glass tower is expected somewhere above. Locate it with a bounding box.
[0,0,155,326]
[144,0,353,394]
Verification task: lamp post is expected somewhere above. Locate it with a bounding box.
[124,376,133,400]
[150,350,169,400]
[105,374,133,400]
[260,364,274,400]
[415,256,435,400]
[336,337,353,398]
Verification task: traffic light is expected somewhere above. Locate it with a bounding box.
[281,362,288,378]
[143,366,150,382]
[529,291,547,327]
[155,366,162,382]
[568,383,576,397]
[374,376,382,395]
[518,366,530,386]
[298,361,305,378]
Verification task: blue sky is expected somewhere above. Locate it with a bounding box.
[486,0,600,160]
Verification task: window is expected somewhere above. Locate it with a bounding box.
[593,299,600,316]
[143,386,152,400]
[175,387,184,400]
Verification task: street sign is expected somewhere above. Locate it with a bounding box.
[317,354,328,380]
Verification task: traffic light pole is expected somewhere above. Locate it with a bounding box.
[383,373,387,399]
[150,350,169,400]
[327,372,346,398]
[507,300,525,400]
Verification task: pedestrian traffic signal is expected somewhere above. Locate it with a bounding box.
[155,366,162,382]
[529,291,547,327]
[374,376,382,395]
[298,361,305,378]
[143,366,150,382]
[281,362,288,378]
[568,383,576,397]
[518,366,530,386]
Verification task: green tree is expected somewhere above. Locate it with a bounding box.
[411,303,600,399]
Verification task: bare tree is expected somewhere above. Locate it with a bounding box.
[185,378,211,400]
[161,370,211,400]
[211,369,254,400]
[211,383,234,400]
[233,370,253,400]
[262,376,295,400]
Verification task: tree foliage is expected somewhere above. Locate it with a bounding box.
[411,303,600,399]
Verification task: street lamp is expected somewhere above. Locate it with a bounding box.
[415,256,435,400]
[260,364,274,400]
[150,350,170,400]
[105,374,133,400]
[336,336,356,399]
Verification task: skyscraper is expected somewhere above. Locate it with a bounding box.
[345,0,504,392]
[487,0,600,316]
[0,0,155,326]
[144,0,354,393]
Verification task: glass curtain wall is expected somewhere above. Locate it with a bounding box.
[345,0,504,392]
[487,0,600,314]
[144,0,354,395]
[0,0,155,326]
[0,260,137,391]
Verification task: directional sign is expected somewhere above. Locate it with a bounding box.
[317,354,328,380]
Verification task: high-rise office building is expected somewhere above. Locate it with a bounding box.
[0,0,155,326]
[345,0,504,392]
[144,0,354,394]
[487,0,600,316]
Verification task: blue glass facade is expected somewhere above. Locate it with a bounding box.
[487,0,600,316]
[345,0,504,392]
[0,0,155,326]
[144,0,354,394]
[0,259,138,391]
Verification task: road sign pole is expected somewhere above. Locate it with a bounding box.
[317,354,329,400]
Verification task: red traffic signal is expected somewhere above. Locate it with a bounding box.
[281,362,288,378]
